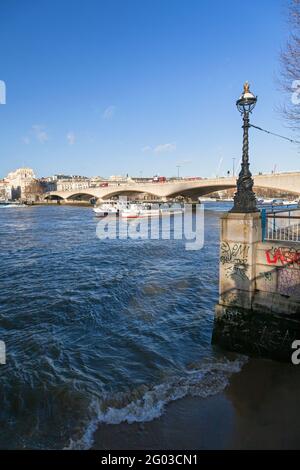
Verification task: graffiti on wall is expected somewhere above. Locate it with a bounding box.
[265,246,300,267]
[263,271,273,282]
[265,246,300,297]
[215,306,298,358]
[220,290,240,306]
[278,268,300,297]
[220,242,249,280]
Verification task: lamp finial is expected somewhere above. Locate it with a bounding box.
[244,81,250,93]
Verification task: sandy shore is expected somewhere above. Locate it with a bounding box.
[92,358,300,450]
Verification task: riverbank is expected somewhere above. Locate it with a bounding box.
[92,357,300,450]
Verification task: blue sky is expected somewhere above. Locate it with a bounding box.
[0,0,298,178]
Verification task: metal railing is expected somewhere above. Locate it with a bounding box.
[262,208,300,242]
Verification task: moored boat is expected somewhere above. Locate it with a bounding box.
[93,200,126,217]
[93,205,118,217]
[121,203,141,218]
[121,202,185,218]
[0,201,27,208]
[94,201,186,219]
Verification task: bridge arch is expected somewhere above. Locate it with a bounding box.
[101,189,160,200]
[253,185,300,197]
[166,184,236,199]
[44,194,65,201]
[66,192,97,201]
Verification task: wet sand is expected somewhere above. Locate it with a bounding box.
[92,358,300,450]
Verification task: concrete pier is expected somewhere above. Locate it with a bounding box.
[213,211,300,361]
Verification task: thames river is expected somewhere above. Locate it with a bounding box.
[0,202,247,449]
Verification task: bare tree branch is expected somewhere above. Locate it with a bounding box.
[279,1,300,130]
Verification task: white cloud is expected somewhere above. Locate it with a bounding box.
[142,146,152,152]
[154,142,176,153]
[66,131,75,145]
[102,105,116,120]
[32,124,48,143]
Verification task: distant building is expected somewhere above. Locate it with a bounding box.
[6,167,36,199]
[89,176,107,187]
[49,174,89,181]
[109,175,128,182]
[0,179,11,200]
[23,180,44,202]
[38,174,90,192]
[56,178,91,192]
[39,178,57,192]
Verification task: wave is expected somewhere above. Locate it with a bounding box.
[65,356,247,450]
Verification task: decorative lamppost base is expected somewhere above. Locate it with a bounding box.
[230,189,259,213]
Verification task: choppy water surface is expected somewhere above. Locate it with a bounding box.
[0,202,245,449]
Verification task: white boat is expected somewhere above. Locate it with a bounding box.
[121,203,141,218]
[199,197,217,202]
[139,203,160,217]
[94,201,186,219]
[121,202,184,218]
[93,200,126,217]
[160,203,184,215]
[93,205,118,217]
[282,199,300,206]
[0,201,27,208]
[257,198,299,210]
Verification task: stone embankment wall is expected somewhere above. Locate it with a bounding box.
[213,212,300,361]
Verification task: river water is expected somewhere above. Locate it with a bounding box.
[0,202,246,449]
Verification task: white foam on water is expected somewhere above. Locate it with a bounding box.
[65,356,248,450]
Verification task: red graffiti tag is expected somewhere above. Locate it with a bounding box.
[265,247,300,266]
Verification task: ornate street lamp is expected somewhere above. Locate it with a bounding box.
[230,82,258,213]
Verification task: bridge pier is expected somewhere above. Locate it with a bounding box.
[212,211,300,361]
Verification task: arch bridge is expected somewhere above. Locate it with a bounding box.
[44,172,300,202]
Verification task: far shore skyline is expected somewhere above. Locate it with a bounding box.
[2,165,300,182]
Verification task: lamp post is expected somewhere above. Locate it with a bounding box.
[230,82,258,213]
